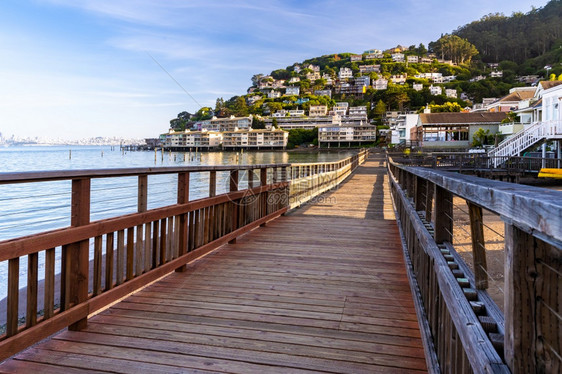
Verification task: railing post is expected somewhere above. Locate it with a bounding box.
[434,185,453,243]
[504,223,561,374]
[229,170,239,244]
[414,176,425,212]
[209,171,216,197]
[467,202,488,289]
[63,178,90,331]
[137,175,148,276]
[176,172,189,272]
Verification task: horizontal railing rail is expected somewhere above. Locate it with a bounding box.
[0,150,370,361]
[390,152,562,174]
[388,156,562,374]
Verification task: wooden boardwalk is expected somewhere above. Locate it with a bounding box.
[0,155,427,373]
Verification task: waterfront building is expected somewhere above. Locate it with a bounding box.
[318,125,377,147]
[161,130,223,149]
[222,129,288,149]
[411,112,507,149]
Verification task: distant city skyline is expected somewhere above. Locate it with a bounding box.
[0,0,550,140]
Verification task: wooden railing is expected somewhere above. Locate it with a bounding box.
[0,164,290,361]
[289,149,369,208]
[388,157,562,374]
[0,150,370,361]
[390,152,562,174]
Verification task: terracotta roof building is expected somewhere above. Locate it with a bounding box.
[413,112,507,148]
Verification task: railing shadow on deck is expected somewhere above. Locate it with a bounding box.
[388,155,562,374]
[0,149,369,361]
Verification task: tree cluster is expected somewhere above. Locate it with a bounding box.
[429,35,478,64]
[453,0,562,68]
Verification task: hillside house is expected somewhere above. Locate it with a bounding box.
[391,53,405,62]
[285,86,300,96]
[445,89,458,99]
[359,65,380,74]
[338,67,353,79]
[373,78,388,90]
[429,85,442,95]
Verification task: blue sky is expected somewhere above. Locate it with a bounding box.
[0,0,550,140]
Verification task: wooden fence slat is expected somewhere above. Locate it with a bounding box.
[93,236,102,296]
[44,248,55,320]
[7,258,19,337]
[105,233,114,291]
[25,252,38,328]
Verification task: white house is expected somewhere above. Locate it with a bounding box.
[268,90,281,99]
[373,78,388,90]
[285,86,300,96]
[429,85,442,95]
[309,105,328,117]
[490,71,504,78]
[359,65,380,74]
[412,83,423,91]
[407,56,419,63]
[391,53,405,62]
[288,77,300,83]
[315,89,332,98]
[354,76,371,87]
[339,67,353,79]
[541,82,562,124]
[350,54,363,62]
[390,75,407,84]
[306,71,321,81]
[445,89,458,98]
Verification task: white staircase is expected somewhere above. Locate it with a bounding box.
[488,120,562,167]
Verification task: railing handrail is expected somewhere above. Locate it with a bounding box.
[391,157,562,244]
[0,163,292,184]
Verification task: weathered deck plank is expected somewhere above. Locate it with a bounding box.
[0,154,428,373]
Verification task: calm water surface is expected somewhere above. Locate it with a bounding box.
[0,145,354,302]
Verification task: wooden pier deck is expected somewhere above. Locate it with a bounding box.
[0,155,427,373]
